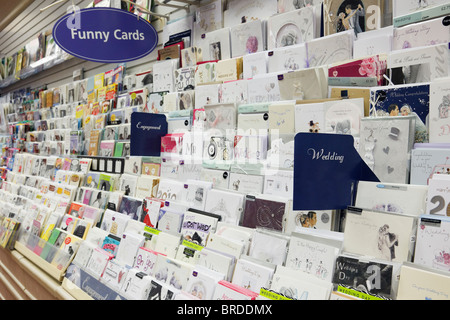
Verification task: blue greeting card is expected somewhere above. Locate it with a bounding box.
[293,133,379,210]
[370,83,430,126]
[131,113,168,157]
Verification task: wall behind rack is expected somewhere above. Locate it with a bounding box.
[0,0,197,96]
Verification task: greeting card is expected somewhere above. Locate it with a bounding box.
[429,77,450,143]
[332,254,400,300]
[217,57,243,83]
[185,265,225,300]
[193,0,223,45]
[242,51,268,80]
[268,6,315,50]
[359,116,416,183]
[247,74,281,104]
[392,0,448,18]
[410,146,450,185]
[268,43,308,73]
[242,194,289,231]
[181,209,220,246]
[197,28,231,62]
[426,175,450,216]
[355,181,428,216]
[230,20,265,57]
[268,101,296,134]
[306,30,353,67]
[286,231,342,282]
[175,67,196,92]
[278,67,328,101]
[223,0,277,27]
[353,26,393,59]
[204,189,245,225]
[220,80,249,105]
[323,0,382,37]
[194,62,218,86]
[343,207,417,262]
[323,98,364,136]
[228,172,264,194]
[194,83,220,108]
[153,60,178,93]
[387,44,449,86]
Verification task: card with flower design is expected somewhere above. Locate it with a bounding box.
[393,17,450,51]
[267,6,316,50]
[414,215,450,272]
[230,20,265,58]
[323,0,382,37]
[328,55,388,86]
[343,207,417,263]
[429,77,450,143]
[355,181,428,216]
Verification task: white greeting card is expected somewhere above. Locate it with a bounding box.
[249,230,289,265]
[194,83,220,108]
[247,73,281,104]
[230,20,265,57]
[285,231,342,282]
[182,179,213,210]
[426,175,450,216]
[197,247,236,281]
[194,62,218,86]
[393,0,448,18]
[270,265,332,300]
[268,101,296,134]
[393,18,450,51]
[343,208,417,262]
[306,30,354,68]
[324,98,364,136]
[206,232,245,259]
[410,147,450,185]
[278,67,328,100]
[415,215,450,272]
[204,189,244,225]
[268,43,308,73]
[101,259,129,292]
[157,208,184,234]
[100,209,131,238]
[232,257,275,293]
[152,256,193,291]
[228,172,264,194]
[294,101,325,133]
[200,168,230,190]
[387,44,449,85]
[153,231,181,258]
[237,112,269,135]
[220,80,249,105]
[263,169,294,198]
[153,60,178,93]
[115,232,146,267]
[223,0,277,27]
[185,265,225,300]
[429,77,450,143]
[204,103,237,133]
[135,175,159,199]
[120,269,153,300]
[181,210,219,246]
[133,247,161,276]
[355,181,428,216]
[156,178,185,202]
[193,0,223,45]
[353,26,393,59]
[197,28,231,62]
[267,6,315,50]
[243,51,268,79]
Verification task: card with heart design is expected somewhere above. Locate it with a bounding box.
[359,116,415,183]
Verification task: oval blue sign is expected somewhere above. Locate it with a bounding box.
[52,7,159,63]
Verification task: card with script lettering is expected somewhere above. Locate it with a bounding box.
[130,113,168,157]
[268,6,315,50]
[343,207,417,262]
[396,262,450,300]
[393,0,449,18]
[267,43,308,73]
[332,254,400,300]
[242,51,268,80]
[204,189,245,225]
[324,98,364,136]
[293,133,379,210]
[232,257,275,293]
[415,215,450,272]
[410,146,450,185]
[286,231,342,283]
[387,44,449,86]
[393,17,450,50]
[181,209,220,246]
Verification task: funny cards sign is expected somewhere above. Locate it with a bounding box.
[53,7,158,63]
